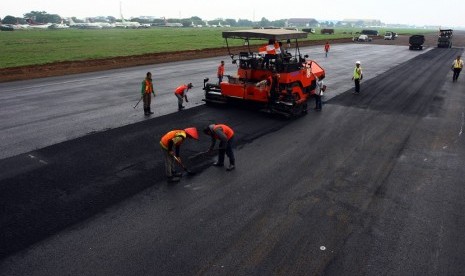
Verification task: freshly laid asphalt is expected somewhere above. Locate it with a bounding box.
[1,42,465,275]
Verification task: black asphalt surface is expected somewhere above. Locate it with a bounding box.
[1,47,465,275]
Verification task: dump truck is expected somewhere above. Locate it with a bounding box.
[437,29,453,48]
[409,35,425,50]
[203,29,326,117]
[321,28,334,34]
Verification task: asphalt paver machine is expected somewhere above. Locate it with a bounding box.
[203,29,326,117]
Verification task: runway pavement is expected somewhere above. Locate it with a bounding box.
[0,44,429,160]
[1,43,465,275]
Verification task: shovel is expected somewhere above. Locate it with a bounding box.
[172,155,196,175]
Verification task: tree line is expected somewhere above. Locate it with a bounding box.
[1,11,324,28]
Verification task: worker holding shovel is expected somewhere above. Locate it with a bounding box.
[159,127,199,183]
[141,72,156,116]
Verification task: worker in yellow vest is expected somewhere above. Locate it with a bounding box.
[352,61,363,94]
[160,127,199,182]
[452,55,464,82]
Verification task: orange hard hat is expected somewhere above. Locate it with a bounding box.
[184,127,199,140]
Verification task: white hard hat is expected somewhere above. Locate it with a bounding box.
[355,61,361,65]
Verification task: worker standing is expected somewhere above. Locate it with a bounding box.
[141,72,155,116]
[324,41,330,58]
[352,61,363,94]
[159,127,199,183]
[452,55,464,82]
[217,60,225,84]
[203,124,235,171]
[174,83,193,111]
[311,72,325,111]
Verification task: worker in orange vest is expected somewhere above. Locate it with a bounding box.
[174,83,193,111]
[203,124,235,171]
[141,72,155,116]
[160,127,199,182]
[217,60,225,84]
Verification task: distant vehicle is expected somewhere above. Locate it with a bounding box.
[361,29,379,36]
[354,34,372,42]
[302,28,315,33]
[115,18,140,29]
[69,18,103,29]
[409,35,425,50]
[25,18,52,29]
[48,21,70,29]
[384,31,397,40]
[0,24,14,31]
[321,28,334,34]
[437,29,453,48]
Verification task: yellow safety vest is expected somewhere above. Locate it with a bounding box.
[353,67,362,79]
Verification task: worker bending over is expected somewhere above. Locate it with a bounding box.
[174,83,193,111]
[204,124,236,171]
[160,127,198,183]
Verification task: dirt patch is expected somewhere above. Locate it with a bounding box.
[1,32,464,83]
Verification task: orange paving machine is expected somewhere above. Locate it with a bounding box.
[203,29,326,117]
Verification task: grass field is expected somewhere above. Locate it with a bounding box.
[0,27,435,69]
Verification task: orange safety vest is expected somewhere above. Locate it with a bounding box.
[175,84,188,95]
[160,130,186,150]
[144,79,153,94]
[217,64,224,76]
[213,124,234,140]
[259,44,277,55]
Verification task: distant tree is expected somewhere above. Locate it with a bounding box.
[271,19,286,27]
[191,16,202,21]
[259,17,270,27]
[181,19,192,27]
[167,18,181,23]
[207,20,218,26]
[23,11,61,23]
[107,16,116,23]
[237,19,253,27]
[224,18,237,27]
[152,18,165,25]
[2,15,17,24]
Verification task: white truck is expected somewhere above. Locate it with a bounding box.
[354,34,372,42]
[384,31,397,40]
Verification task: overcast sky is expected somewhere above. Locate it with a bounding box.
[2,0,464,27]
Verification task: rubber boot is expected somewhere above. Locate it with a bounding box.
[148,107,154,115]
[167,176,181,183]
[144,108,149,116]
[178,104,185,111]
[171,170,182,177]
[226,159,235,171]
[213,149,225,166]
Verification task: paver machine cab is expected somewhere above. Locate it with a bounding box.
[438,29,453,48]
[203,29,325,117]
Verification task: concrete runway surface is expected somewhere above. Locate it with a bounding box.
[1,42,465,275]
